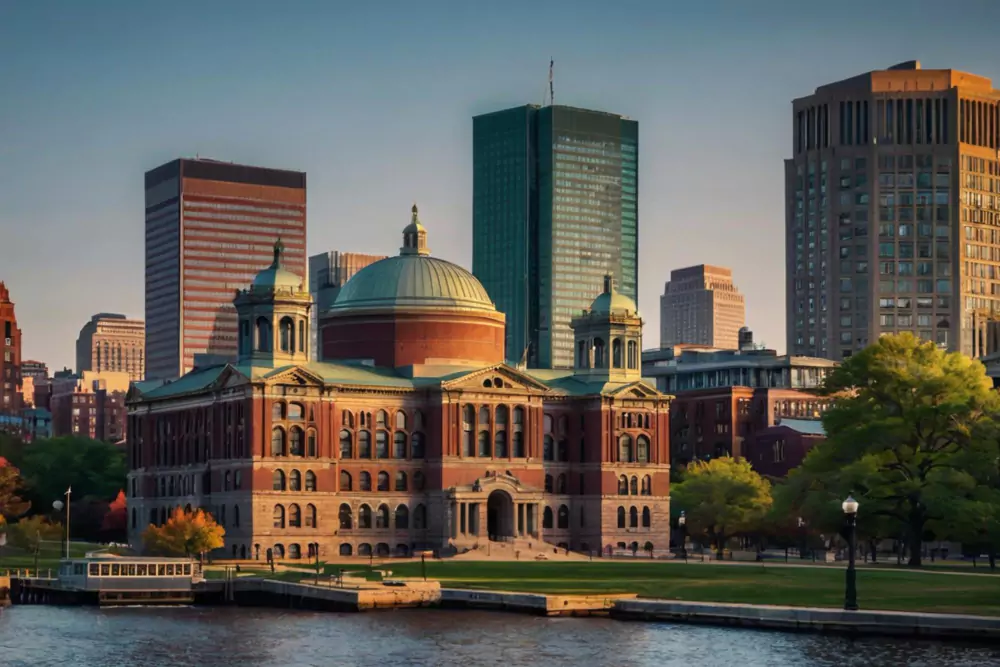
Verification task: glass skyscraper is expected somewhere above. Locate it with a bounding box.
[473,104,638,369]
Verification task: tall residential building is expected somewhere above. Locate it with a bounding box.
[145,158,307,379]
[308,251,387,359]
[76,313,146,381]
[659,265,745,349]
[0,282,22,415]
[19,359,48,409]
[787,60,1000,359]
[473,104,638,368]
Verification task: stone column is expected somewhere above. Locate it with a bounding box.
[517,503,525,536]
[459,502,466,534]
[450,501,457,539]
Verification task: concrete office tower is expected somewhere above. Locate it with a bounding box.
[76,313,146,381]
[144,158,306,379]
[308,251,387,360]
[473,105,638,368]
[0,282,22,415]
[787,61,1000,359]
[659,265,746,349]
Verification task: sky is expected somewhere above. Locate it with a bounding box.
[2,0,1000,372]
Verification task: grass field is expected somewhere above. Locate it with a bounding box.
[270,560,1000,617]
[0,541,117,573]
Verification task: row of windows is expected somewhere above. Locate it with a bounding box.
[339,430,426,460]
[272,503,318,528]
[338,503,427,530]
[615,506,653,529]
[338,470,426,492]
[271,470,316,491]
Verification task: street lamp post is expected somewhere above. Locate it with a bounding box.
[842,495,860,611]
[678,511,687,564]
[53,493,70,559]
[797,517,806,560]
[421,551,427,581]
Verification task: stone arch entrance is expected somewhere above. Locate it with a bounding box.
[487,489,514,540]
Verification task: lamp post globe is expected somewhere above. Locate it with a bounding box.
[842,495,860,611]
[678,511,687,564]
[52,500,63,512]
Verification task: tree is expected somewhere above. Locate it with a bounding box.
[0,457,30,522]
[142,507,225,557]
[13,437,125,512]
[101,491,127,542]
[793,333,1000,566]
[671,457,772,558]
[6,515,62,553]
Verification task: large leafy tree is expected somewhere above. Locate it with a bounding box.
[6,515,63,553]
[789,333,1000,566]
[142,507,225,557]
[671,456,772,558]
[0,457,30,522]
[14,437,126,510]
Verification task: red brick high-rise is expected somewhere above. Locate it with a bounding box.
[144,158,306,380]
[0,282,23,417]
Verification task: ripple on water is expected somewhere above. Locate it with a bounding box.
[1,607,999,667]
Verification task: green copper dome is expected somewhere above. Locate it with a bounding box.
[252,238,303,291]
[589,275,638,316]
[329,206,497,313]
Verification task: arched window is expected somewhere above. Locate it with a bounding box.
[513,432,525,458]
[285,470,299,491]
[413,409,425,430]
[627,340,638,369]
[543,435,554,461]
[287,403,303,420]
[339,504,353,529]
[271,427,286,456]
[642,506,651,528]
[358,543,372,556]
[543,414,553,433]
[307,431,317,457]
[256,317,272,352]
[556,473,567,494]
[393,432,407,459]
[641,475,651,496]
[340,430,353,458]
[224,471,232,491]
[593,337,606,367]
[376,431,388,458]
[395,504,409,529]
[279,316,294,352]
[494,430,507,458]
[273,544,285,559]
[618,434,633,463]
[630,476,638,495]
[478,430,491,457]
[558,415,568,435]
[557,439,568,462]
[637,435,650,463]
[376,410,388,428]
[289,504,301,528]
[289,427,304,456]
[359,430,372,458]
[360,471,372,492]
[542,507,554,529]
[340,470,352,491]
[377,471,389,491]
[413,504,427,529]
[395,471,407,491]
[617,506,626,528]
[376,504,390,529]
[306,504,317,528]
[376,542,390,557]
[411,432,425,459]
[358,504,372,529]
[495,405,508,425]
[342,411,355,428]
[273,505,285,528]
[544,474,553,493]
[612,338,623,368]
[414,471,426,491]
[557,505,569,529]
[298,319,306,352]
[577,339,587,368]
[513,406,524,425]
[629,506,638,528]
[306,470,317,491]
[395,410,407,429]
[618,475,628,495]
[272,402,285,420]
[273,470,286,491]
[479,406,490,426]
[340,543,353,556]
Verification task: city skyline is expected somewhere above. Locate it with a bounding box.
[3,2,1000,370]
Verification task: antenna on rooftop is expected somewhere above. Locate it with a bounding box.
[549,58,554,106]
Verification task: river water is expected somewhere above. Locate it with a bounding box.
[1,606,999,667]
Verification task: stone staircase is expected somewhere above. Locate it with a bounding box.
[449,537,589,562]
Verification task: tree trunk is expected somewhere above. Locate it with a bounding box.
[907,525,923,567]
[869,540,877,563]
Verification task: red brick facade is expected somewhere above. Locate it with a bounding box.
[0,282,22,418]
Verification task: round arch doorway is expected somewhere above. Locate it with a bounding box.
[487,489,514,541]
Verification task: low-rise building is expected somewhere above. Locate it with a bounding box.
[743,418,826,478]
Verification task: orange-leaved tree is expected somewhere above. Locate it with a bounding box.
[142,507,225,557]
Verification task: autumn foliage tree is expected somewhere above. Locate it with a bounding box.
[101,490,127,542]
[0,457,30,524]
[142,507,225,557]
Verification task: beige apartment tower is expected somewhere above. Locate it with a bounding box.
[660,265,745,349]
[787,60,1000,359]
[76,313,146,382]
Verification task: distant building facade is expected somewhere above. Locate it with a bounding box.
[308,251,387,360]
[50,371,130,441]
[77,314,146,381]
[0,282,22,417]
[144,158,307,381]
[659,265,745,349]
[473,104,639,369]
[744,419,826,478]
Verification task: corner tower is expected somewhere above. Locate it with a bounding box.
[571,275,643,383]
[234,239,313,368]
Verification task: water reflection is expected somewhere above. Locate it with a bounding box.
[1,607,998,667]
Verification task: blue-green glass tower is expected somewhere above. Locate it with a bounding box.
[473,104,638,369]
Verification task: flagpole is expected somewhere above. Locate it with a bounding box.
[65,487,71,559]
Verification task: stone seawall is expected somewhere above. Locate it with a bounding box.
[441,589,632,616]
[611,599,1000,641]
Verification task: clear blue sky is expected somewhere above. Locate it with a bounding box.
[2,0,999,371]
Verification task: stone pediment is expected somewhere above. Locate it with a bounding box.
[215,366,251,390]
[263,365,326,388]
[606,381,663,399]
[441,364,551,393]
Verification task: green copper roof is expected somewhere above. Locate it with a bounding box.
[589,275,638,317]
[252,238,304,291]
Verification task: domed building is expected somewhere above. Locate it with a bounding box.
[126,207,671,562]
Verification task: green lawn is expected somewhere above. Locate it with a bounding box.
[0,541,118,573]
[293,560,1000,617]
